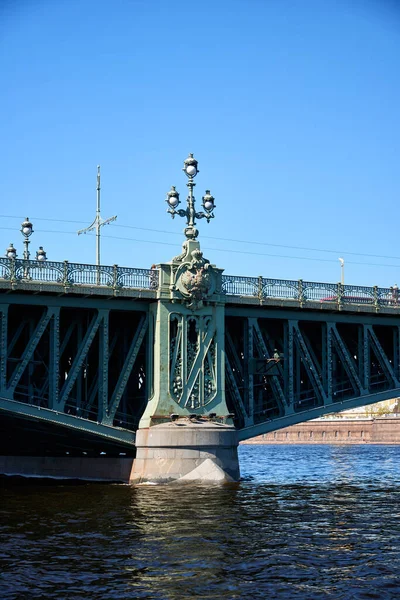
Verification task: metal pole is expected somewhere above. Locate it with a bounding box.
[186,176,196,229]
[339,258,344,286]
[23,238,30,261]
[77,165,117,284]
[96,165,101,267]
[23,238,30,279]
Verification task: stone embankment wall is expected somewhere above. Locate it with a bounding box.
[246,417,400,444]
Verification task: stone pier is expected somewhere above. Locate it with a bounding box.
[130,419,239,483]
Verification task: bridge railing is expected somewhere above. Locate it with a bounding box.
[0,257,397,307]
[0,257,159,291]
[221,275,397,308]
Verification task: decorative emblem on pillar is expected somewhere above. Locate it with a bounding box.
[175,248,216,310]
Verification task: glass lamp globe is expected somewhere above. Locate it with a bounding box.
[169,196,179,207]
[185,165,197,177]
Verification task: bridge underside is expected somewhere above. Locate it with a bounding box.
[225,308,400,440]
[0,409,135,457]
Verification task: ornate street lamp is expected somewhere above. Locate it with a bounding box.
[166,153,216,240]
[5,243,17,259]
[5,220,48,278]
[21,217,33,260]
[36,246,47,262]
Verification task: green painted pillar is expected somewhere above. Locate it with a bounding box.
[139,241,228,427]
[131,238,239,483]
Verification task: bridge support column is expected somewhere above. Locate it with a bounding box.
[130,420,239,483]
[130,242,240,483]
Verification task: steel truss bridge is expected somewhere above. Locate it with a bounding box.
[1,255,400,457]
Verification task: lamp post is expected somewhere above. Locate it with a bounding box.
[19,218,48,276]
[5,243,17,259]
[5,243,17,281]
[21,218,33,260]
[166,153,216,240]
[36,246,47,262]
[339,257,344,286]
[21,218,34,278]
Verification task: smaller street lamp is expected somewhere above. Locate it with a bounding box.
[166,153,216,240]
[166,186,180,207]
[36,246,47,262]
[5,243,17,259]
[202,190,215,216]
[21,218,33,260]
[183,153,199,177]
[5,220,48,278]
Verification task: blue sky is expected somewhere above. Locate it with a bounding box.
[1,0,399,286]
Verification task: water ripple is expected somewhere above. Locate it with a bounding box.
[1,445,400,599]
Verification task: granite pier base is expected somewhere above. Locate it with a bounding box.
[130,420,240,483]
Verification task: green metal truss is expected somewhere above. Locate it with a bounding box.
[2,279,400,448]
[224,308,400,441]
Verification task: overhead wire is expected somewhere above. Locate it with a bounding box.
[1,225,400,269]
[1,212,400,262]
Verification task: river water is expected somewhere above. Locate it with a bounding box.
[1,444,400,599]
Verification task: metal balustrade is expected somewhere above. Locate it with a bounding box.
[0,257,159,291]
[0,257,398,307]
[221,274,398,308]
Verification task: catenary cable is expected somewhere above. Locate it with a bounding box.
[1,225,400,269]
[1,213,400,262]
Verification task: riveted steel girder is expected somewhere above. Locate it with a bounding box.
[0,295,149,443]
[224,311,400,440]
[2,287,400,450]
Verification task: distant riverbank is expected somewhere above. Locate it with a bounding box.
[245,416,400,444]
